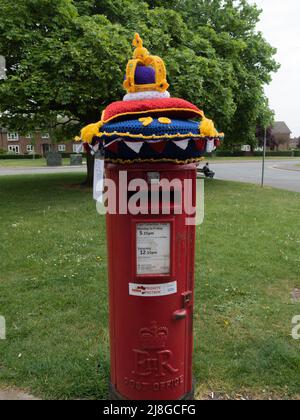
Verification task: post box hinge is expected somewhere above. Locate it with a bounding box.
[182,291,193,306]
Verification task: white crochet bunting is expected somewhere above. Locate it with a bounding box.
[124,141,144,154]
[172,139,190,150]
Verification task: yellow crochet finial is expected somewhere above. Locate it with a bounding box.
[200,117,219,137]
[133,33,142,47]
[80,120,103,144]
[132,33,149,62]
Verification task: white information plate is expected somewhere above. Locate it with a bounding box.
[129,281,177,297]
[136,223,170,275]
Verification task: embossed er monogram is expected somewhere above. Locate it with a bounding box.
[132,321,179,377]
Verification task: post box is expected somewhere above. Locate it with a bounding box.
[78,33,223,400]
[106,163,196,400]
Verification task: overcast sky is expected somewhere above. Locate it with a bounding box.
[251,0,300,136]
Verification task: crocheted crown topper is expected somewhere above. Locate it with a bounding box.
[123,33,169,94]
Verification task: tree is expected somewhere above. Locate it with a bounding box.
[256,126,277,150]
[0,0,279,184]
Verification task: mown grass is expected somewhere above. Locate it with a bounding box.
[0,174,299,400]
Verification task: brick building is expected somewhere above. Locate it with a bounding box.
[290,137,300,149]
[0,127,77,155]
[271,121,292,151]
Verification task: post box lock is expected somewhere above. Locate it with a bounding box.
[182,291,193,306]
[173,292,193,320]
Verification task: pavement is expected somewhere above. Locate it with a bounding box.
[0,389,39,400]
[1,159,300,193]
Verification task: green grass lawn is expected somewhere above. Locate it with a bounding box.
[0,158,85,168]
[0,174,299,400]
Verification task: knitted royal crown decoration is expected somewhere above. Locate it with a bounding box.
[123,33,169,94]
[77,33,224,164]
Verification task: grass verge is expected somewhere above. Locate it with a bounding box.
[0,174,299,399]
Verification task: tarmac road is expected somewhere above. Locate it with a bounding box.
[207,159,300,193]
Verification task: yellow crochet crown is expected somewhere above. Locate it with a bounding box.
[123,33,169,94]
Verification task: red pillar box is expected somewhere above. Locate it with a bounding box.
[106,163,196,400]
[78,33,223,400]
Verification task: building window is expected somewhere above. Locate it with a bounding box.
[41,132,50,139]
[7,132,19,141]
[8,145,20,154]
[241,145,251,152]
[25,133,32,139]
[58,144,66,152]
[26,145,34,153]
[73,143,82,153]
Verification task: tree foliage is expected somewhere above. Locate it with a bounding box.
[0,0,279,147]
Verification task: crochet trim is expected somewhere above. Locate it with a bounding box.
[105,156,205,165]
[98,131,222,141]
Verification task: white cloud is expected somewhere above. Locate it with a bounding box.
[250,0,300,136]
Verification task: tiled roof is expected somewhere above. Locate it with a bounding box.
[272,121,291,135]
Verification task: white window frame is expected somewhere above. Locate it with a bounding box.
[26,144,34,153]
[73,144,81,153]
[25,133,32,139]
[58,144,66,152]
[8,145,20,154]
[7,132,19,141]
[241,144,251,152]
[41,132,50,139]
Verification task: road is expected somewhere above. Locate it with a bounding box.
[210,159,300,193]
[1,159,300,193]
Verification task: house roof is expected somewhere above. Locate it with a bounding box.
[272,121,292,135]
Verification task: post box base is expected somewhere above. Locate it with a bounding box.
[108,382,194,401]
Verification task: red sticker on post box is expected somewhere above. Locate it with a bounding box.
[129,281,177,297]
